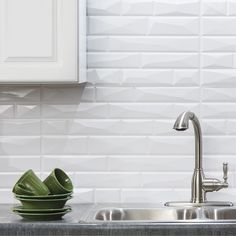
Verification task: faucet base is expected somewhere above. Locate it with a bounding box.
[165,201,233,207]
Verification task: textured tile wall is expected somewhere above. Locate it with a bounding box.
[2,0,236,204]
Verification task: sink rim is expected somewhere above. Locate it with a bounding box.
[82,203,236,223]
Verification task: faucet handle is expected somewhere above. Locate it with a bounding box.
[223,162,228,183]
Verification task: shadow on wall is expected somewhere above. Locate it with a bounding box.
[0,83,88,105]
[0,83,89,165]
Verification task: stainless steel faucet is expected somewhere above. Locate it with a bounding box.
[165,111,233,207]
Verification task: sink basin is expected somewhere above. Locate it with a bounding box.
[83,205,236,222]
[94,208,198,221]
[204,208,236,220]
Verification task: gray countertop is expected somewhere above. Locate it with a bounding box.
[1,204,236,236]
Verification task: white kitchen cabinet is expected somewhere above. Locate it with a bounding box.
[0,0,86,83]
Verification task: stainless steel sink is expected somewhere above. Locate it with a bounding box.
[94,208,198,221]
[204,208,236,220]
[83,204,236,223]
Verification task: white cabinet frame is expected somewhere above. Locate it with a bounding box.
[0,0,86,83]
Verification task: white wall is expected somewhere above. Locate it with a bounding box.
[2,0,236,204]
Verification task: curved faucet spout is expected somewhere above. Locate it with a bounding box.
[173,111,193,131]
[173,111,202,170]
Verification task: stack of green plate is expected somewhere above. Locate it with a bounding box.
[12,169,73,221]
[13,193,73,221]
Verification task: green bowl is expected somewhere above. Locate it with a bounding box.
[13,169,50,196]
[14,209,71,221]
[44,168,73,195]
[14,192,72,200]
[13,205,71,214]
[15,196,72,209]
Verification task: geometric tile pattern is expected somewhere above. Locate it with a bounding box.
[1,0,236,203]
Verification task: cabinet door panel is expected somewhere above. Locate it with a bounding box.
[0,0,77,83]
[5,0,54,60]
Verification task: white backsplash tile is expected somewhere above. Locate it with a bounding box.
[2,0,236,204]
[0,173,23,188]
[203,37,236,52]
[87,0,122,16]
[88,53,142,68]
[15,104,40,118]
[75,172,141,188]
[88,136,149,155]
[0,156,40,172]
[88,36,199,52]
[42,156,107,171]
[120,120,155,135]
[202,104,236,118]
[173,70,200,86]
[71,188,94,203]
[42,103,109,119]
[123,69,173,86]
[108,156,194,172]
[142,53,199,68]
[202,119,227,135]
[42,137,88,155]
[0,105,14,119]
[149,17,199,35]
[109,103,174,119]
[202,88,236,102]
[203,17,236,35]
[202,0,227,16]
[0,87,40,102]
[204,137,236,154]
[133,87,200,102]
[228,0,236,15]
[122,0,154,16]
[141,172,192,188]
[0,190,14,204]
[154,0,199,16]
[95,189,121,203]
[0,137,40,155]
[202,70,236,87]
[0,120,40,135]
[41,86,92,103]
[88,16,149,35]
[227,120,236,134]
[96,87,136,102]
[202,53,234,68]
[87,69,124,85]
[147,137,195,155]
[121,189,189,203]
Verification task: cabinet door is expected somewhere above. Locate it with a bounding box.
[0,0,78,83]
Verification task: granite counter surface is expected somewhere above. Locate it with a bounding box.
[1,204,236,236]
